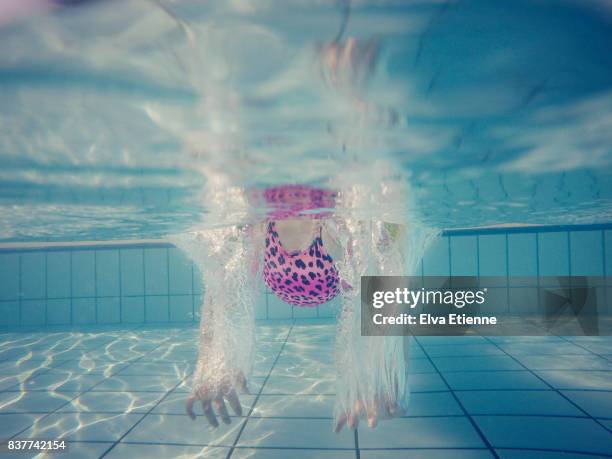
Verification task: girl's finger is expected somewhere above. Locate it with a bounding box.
[348,400,362,429]
[185,394,197,420]
[225,389,243,416]
[334,413,348,433]
[201,399,219,428]
[214,397,231,424]
[366,399,380,428]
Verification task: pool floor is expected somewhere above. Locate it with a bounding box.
[0,322,611,458]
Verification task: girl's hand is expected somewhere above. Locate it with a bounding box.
[334,395,402,433]
[185,371,248,427]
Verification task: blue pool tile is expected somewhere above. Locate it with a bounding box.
[570,230,604,276]
[73,298,96,325]
[267,294,292,320]
[46,252,70,299]
[538,232,569,276]
[144,248,169,296]
[36,442,113,459]
[20,252,45,299]
[0,413,40,441]
[168,247,192,295]
[96,250,120,296]
[561,390,612,418]
[407,372,448,392]
[450,236,478,276]
[50,360,127,375]
[498,341,591,355]
[58,391,165,413]
[20,412,143,442]
[20,372,107,392]
[121,297,144,323]
[145,296,169,322]
[252,394,334,418]
[456,390,583,416]
[535,370,612,390]
[46,299,71,325]
[508,233,537,279]
[432,355,523,372]
[357,416,485,449]
[496,449,602,459]
[120,249,144,296]
[169,295,193,322]
[0,301,19,327]
[478,234,507,279]
[422,344,505,358]
[72,251,95,297]
[193,269,204,294]
[233,449,355,459]
[20,300,45,326]
[255,296,267,320]
[508,287,539,314]
[91,374,182,392]
[237,417,353,448]
[123,412,244,446]
[474,416,612,456]
[606,230,612,279]
[0,253,19,301]
[423,236,450,276]
[119,361,192,376]
[403,391,463,416]
[105,444,229,459]
[97,297,120,324]
[0,391,73,413]
[514,354,612,371]
[444,371,550,390]
[360,450,493,459]
[263,376,335,395]
[293,305,318,319]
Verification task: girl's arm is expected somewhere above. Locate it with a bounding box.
[327,218,434,431]
[169,223,263,426]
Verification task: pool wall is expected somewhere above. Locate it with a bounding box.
[1,224,611,328]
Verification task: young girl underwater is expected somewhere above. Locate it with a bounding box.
[161,1,435,433]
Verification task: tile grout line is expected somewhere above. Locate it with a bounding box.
[98,361,193,458]
[414,337,501,459]
[482,335,612,435]
[6,329,181,442]
[225,321,295,459]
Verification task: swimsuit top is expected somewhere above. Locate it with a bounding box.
[262,221,340,307]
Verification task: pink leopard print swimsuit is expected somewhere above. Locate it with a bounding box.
[262,221,340,307]
[260,184,340,307]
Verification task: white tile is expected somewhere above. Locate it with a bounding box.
[252,395,334,418]
[58,391,165,413]
[0,391,73,413]
[237,417,353,448]
[105,444,229,459]
[232,449,355,459]
[123,413,243,446]
[20,412,142,441]
[262,376,335,395]
[91,374,182,392]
